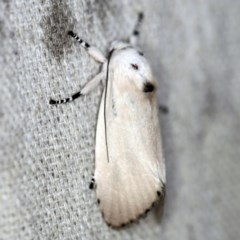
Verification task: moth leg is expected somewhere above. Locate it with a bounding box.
[89,176,96,190]
[49,72,104,105]
[68,31,106,63]
[81,72,105,95]
[159,105,169,114]
[129,12,144,46]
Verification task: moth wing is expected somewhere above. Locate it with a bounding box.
[94,83,165,228]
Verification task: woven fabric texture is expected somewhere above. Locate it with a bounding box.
[0,0,240,239]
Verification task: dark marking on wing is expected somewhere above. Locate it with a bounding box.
[103,186,165,228]
[145,208,150,214]
[131,63,139,70]
[143,82,155,92]
[111,96,117,116]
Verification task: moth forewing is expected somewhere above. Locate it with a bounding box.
[94,47,165,227]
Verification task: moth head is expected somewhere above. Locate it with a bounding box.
[110,47,156,93]
[110,41,131,51]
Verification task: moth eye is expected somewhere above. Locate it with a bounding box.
[131,64,139,70]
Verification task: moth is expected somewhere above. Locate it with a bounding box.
[50,13,166,228]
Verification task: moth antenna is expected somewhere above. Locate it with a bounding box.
[130,12,144,46]
[103,50,114,163]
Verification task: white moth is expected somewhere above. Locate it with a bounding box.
[50,13,166,228]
